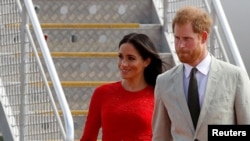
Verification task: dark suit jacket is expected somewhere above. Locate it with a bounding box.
[152,56,250,141]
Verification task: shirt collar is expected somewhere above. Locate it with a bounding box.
[184,54,211,78]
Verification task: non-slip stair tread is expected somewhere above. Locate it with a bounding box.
[38,23,162,29]
[48,81,115,87]
[41,52,118,58]
[42,51,171,57]
[59,110,89,116]
[41,52,173,81]
[37,26,164,52]
[33,0,156,24]
[39,52,173,59]
[39,23,140,29]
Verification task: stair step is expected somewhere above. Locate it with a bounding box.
[40,52,173,81]
[59,110,88,116]
[48,81,114,87]
[36,23,165,52]
[34,110,88,116]
[41,52,171,58]
[39,52,118,58]
[33,0,156,24]
[39,23,140,29]
[47,58,119,81]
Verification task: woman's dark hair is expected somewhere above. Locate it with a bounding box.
[118,33,163,86]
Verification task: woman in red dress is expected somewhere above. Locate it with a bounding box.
[80,33,165,141]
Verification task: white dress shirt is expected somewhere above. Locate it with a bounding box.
[183,54,211,108]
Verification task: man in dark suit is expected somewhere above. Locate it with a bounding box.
[152,6,250,141]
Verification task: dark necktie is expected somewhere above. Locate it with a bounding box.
[188,67,200,129]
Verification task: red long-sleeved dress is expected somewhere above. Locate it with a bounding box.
[80,81,154,141]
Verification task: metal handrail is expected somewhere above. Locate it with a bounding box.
[23,0,74,140]
[211,0,247,72]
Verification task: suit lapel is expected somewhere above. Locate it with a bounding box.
[196,57,221,131]
[174,65,195,131]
